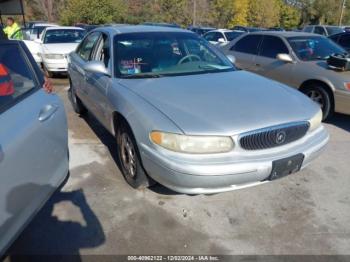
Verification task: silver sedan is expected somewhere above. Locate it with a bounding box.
[68,26,328,194]
[221,31,350,120]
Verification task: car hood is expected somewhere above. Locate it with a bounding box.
[119,71,320,135]
[42,43,79,54]
[308,60,350,76]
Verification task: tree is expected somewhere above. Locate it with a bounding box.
[279,0,301,29]
[60,0,126,25]
[24,0,65,22]
[248,0,281,28]
[211,0,249,28]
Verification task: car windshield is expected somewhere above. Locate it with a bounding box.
[225,31,243,41]
[114,32,234,78]
[44,29,85,44]
[326,26,344,36]
[288,36,346,61]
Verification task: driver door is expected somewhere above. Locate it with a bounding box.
[84,33,113,129]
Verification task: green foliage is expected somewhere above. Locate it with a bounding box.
[279,0,301,29]
[248,0,281,28]
[60,0,126,25]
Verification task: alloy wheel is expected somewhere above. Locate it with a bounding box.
[120,133,137,178]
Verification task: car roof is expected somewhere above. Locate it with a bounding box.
[45,26,85,31]
[248,31,321,38]
[96,25,190,35]
[33,23,58,27]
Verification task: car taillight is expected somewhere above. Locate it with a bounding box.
[345,82,350,91]
[0,64,15,96]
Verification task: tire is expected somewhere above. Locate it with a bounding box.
[68,80,87,115]
[117,122,155,189]
[302,84,333,121]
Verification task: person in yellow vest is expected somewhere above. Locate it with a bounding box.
[3,17,22,40]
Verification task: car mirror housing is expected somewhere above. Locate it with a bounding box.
[277,53,294,63]
[218,38,226,43]
[226,55,236,64]
[83,61,111,77]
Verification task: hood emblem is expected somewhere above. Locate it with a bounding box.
[276,131,287,144]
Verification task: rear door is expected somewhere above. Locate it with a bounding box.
[228,34,263,71]
[254,35,294,85]
[0,41,68,255]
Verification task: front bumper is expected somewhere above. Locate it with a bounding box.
[335,89,350,115]
[43,58,68,72]
[140,126,329,194]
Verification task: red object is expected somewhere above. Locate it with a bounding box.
[0,64,15,96]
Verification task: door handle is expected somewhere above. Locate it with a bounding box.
[38,104,58,122]
[255,63,261,67]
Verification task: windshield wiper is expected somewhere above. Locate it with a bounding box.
[121,74,163,79]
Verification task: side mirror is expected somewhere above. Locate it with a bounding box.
[84,61,110,77]
[277,53,294,63]
[218,38,226,43]
[226,55,236,64]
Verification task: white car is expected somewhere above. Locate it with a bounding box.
[8,23,58,64]
[203,29,244,46]
[37,26,86,77]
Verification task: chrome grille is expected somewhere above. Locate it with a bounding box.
[240,122,310,150]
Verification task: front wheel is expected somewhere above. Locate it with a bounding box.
[117,123,155,189]
[68,81,87,115]
[302,84,333,120]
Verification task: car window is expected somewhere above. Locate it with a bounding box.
[0,44,38,112]
[231,35,263,55]
[77,32,100,61]
[225,31,243,41]
[259,36,289,58]
[204,32,215,41]
[314,26,327,36]
[303,26,313,33]
[93,33,111,69]
[326,27,344,36]
[288,36,346,61]
[114,32,234,78]
[338,34,350,49]
[44,29,85,44]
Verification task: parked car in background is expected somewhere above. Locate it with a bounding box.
[302,25,344,36]
[26,21,46,29]
[0,40,68,257]
[231,26,265,32]
[329,32,350,52]
[268,27,285,31]
[75,23,99,32]
[142,22,181,28]
[222,31,350,119]
[203,29,244,46]
[68,25,328,194]
[38,26,86,77]
[30,22,58,39]
[187,26,216,36]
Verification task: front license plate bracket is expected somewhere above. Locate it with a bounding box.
[269,154,304,181]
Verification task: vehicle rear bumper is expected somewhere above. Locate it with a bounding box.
[335,89,350,115]
[140,127,329,194]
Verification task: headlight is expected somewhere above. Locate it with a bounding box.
[44,54,65,59]
[150,131,234,154]
[309,109,323,132]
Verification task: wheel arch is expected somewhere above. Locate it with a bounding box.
[299,79,335,109]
